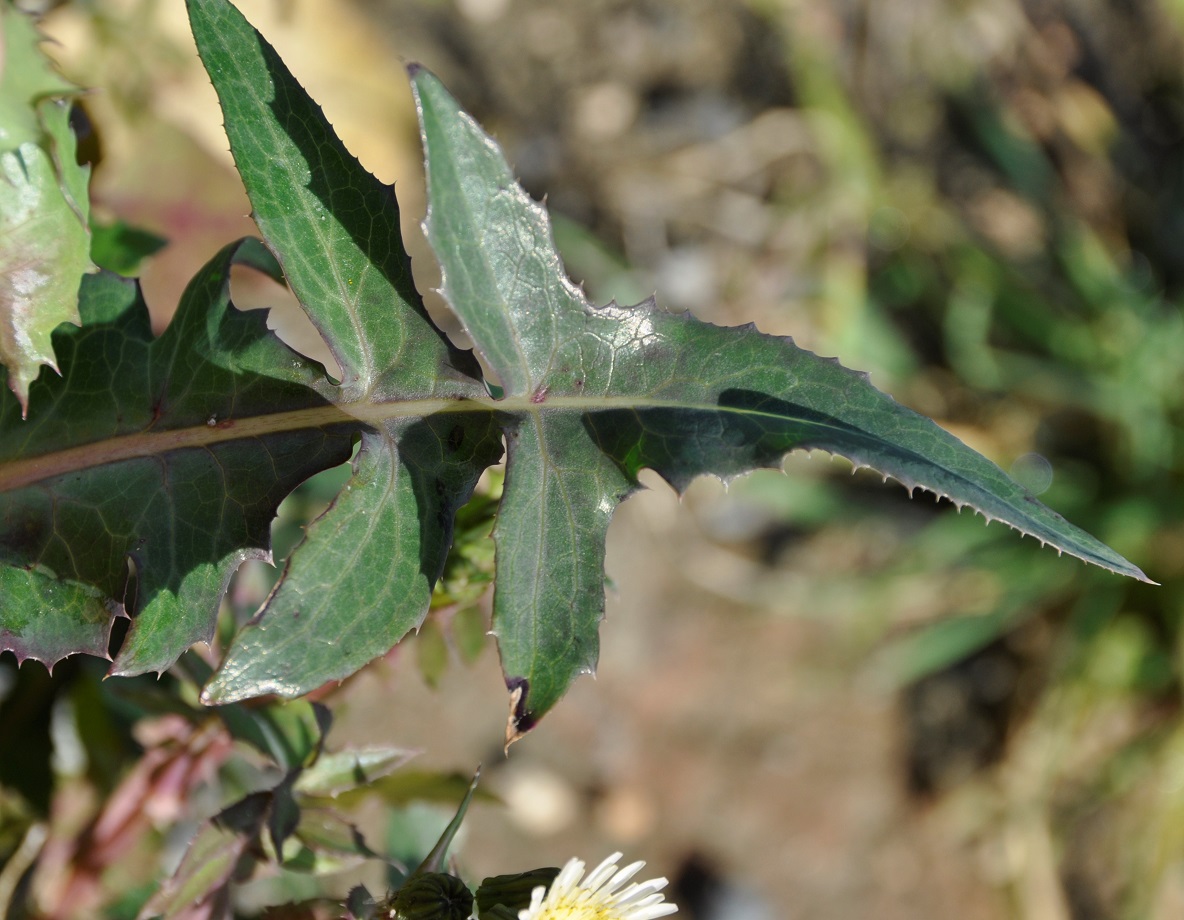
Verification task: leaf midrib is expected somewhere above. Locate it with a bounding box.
[0,393,930,494]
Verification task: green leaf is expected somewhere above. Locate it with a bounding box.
[0,8,95,410]
[409,768,479,875]
[90,219,167,277]
[286,809,382,873]
[139,798,263,920]
[476,869,561,920]
[346,885,379,920]
[181,0,473,399]
[268,771,303,859]
[325,769,498,812]
[186,0,502,705]
[1,241,354,675]
[178,653,333,771]
[416,616,450,688]
[0,7,77,149]
[452,606,488,665]
[0,0,1148,741]
[0,565,115,666]
[409,66,1150,739]
[204,414,501,703]
[293,746,417,797]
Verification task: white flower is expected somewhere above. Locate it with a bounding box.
[518,852,678,920]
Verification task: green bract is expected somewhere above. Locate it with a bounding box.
[0,0,1149,740]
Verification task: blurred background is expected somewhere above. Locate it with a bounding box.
[5,0,1184,917]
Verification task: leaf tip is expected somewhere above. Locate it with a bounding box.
[503,678,535,750]
[198,682,224,707]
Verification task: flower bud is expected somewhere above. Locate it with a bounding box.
[389,872,474,920]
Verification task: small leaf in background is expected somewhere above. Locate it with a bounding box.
[0,8,95,410]
[89,219,167,277]
[268,773,303,860]
[332,769,498,814]
[416,617,450,689]
[377,770,481,917]
[289,808,381,870]
[475,868,561,920]
[345,885,379,920]
[432,476,500,612]
[293,746,417,798]
[138,797,264,920]
[407,769,479,875]
[452,606,488,666]
[211,696,331,774]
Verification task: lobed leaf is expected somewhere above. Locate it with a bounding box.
[410,67,1151,740]
[0,0,1149,742]
[183,0,475,399]
[0,565,114,666]
[1,241,354,673]
[186,0,502,704]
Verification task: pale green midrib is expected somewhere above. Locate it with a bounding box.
[0,390,1142,577]
[0,391,943,494]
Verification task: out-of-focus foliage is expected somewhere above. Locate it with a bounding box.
[0,647,489,918]
[746,5,1184,916]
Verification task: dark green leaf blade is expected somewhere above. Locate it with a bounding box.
[203,415,501,704]
[186,0,476,400]
[495,412,633,736]
[0,565,116,666]
[409,65,1149,740]
[90,219,168,276]
[187,0,503,703]
[581,306,1150,582]
[0,242,354,675]
[414,63,586,398]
